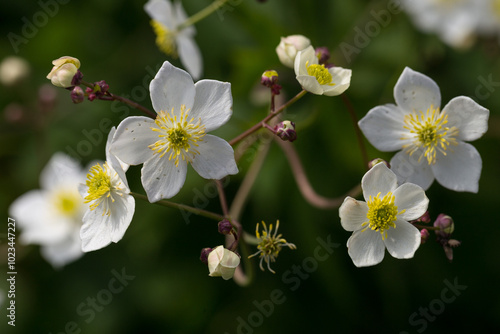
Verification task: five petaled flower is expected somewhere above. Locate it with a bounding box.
[145,0,202,80]
[359,67,489,193]
[294,45,351,96]
[79,127,135,252]
[111,61,238,202]
[339,163,429,267]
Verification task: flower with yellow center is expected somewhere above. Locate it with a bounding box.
[145,0,202,80]
[294,45,351,96]
[80,127,135,252]
[339,163,429,267]
[359,67,489,193]
[9,153,86,268]
[248,221,296,274]
[111,61,238,202]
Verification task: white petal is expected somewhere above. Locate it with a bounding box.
[347,229,386,267]
[191,134,238,179]
[296,75,323,95]
[339,197,368,232]
[394,67,441,113]
[150,61,195,114]
[358,104,409,151]
[294,45,317,76]
[141,155,188,201]
[442,96,489,142]
[323,67,351,96]
[106,127,129,172]
[384,220,420,259]
[111,116,157,165]
[393,183,429,221]
[191,80,232,132]
[390,150,435,190]
[144,0,175,28]
[41,227,83,268]
[173,0,195,35]
[208,245,224,275]
[177,35,202,80]
[431,141,482,193]
[40,153,82,191]
[362,163,398,200]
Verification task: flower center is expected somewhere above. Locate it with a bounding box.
[150,20,177,57]
[363,192,404,240]
[52,189,82,217]
[401,105,459,165]
[149,105,206,167]
[306,61,334,86]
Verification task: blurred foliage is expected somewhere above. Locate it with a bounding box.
[1,0,499,333]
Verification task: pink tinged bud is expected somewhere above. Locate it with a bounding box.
[200,247,213,264]
[276,35,311,68]
[368,158,390,170]
[434,214,454,236]
[71,86,85,104]
[261,70,278,87]
[71,70,83,86]
[96,80,109,93]
[420,229,430,244]
[46,56,80,88]
[274,121,297,142]
[315,46,331,65]
[218,219,233,235]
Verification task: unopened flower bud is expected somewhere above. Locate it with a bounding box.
[200,247,212,264]
[420,229,430,244]
[434,214,454,236]
[96,80,109,93]
[218,219,233,235]
[368,158,390,170]
[411,211,431,224]
[315,46,330,65]
[71,86,85,104]
[276,35,311,68]
[46,56,80,88]
[274,121,297,142]
[207,245,240,280]
[71,70,83,86]
[261,70,278,87]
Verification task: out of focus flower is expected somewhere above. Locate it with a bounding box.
[0,56,30,86]
[207,245,240,280]
[276,34,311,68]
[339,163,429,267]
[46,56,80,88]
[359,67,489,193]
[9,153,86,267]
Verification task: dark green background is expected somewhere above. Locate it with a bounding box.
[1,0,499,333]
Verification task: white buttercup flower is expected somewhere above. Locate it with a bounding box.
[9,153,85,267]
[276,34,311,68]
[145,0,202,80]
[207,245,240,280]
[359,67,489,193]
[294,46,351,96]
[111,61,238,202]
[80,127,135,252]
[339,163,429,267]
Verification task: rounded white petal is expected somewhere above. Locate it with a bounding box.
[393,183,429,221]
[141,155,188,201]
[339,197,369,232]
[384,220,420,259]
[323,67,351,96]
[358,104,409,152]
[150,61,196,114]
[40,152,83,191]
[111,116,157,165]
[177,35,203,81]
[208,246,225,275]
[442,96,489,142]
[191,80,232,132]
[347,229,386,267]
[144,0,175,28]
[106,127,129,172]
[294,45,317,76]
[390,150,435,190]
[431,141,482,193]
[296,75,323,95]
[276,35,311,68]
[362,163,398,200]
[191,134,238,180]
[41,227,83,268]
[208,246,240,280]
[394,67,441,113]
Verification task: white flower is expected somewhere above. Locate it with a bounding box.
[276,34,311,68]
[46,56,80,88]
[339,163,429,267]
[145,0,202,80]
[207,245,240,280]
[9,153,85,268]
[358,67,489,193]
[0,56,30,86]
[111,61,238,202]
[79,127,135,252]
[294,46,351,96]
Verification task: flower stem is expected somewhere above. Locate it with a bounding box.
[229,89,307,146]
[130,192,224,221]
[341,94,369,169]
[177,0,230,31]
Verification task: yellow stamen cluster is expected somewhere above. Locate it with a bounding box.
[150,20,177,57]
[362,192,405,240]
[248,221,296,274]
[52,189,81,217]
[401,105,459,165]
[149,105,206,167]
[306,61,335,86]
[84,163,116,214]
